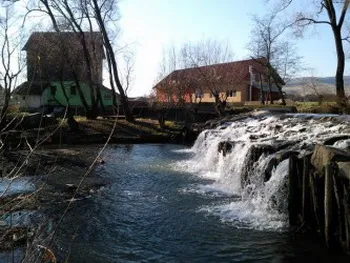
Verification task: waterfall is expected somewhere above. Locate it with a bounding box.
[177,113,350,231]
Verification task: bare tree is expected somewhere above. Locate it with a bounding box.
[154,45,198,128]
[0,3,24,127]
[248,11,301,105]
[26,0,134,121]
[302,71,337,104]
[179,39,236,116]
[23,0,103,119]
[89,0,134,121]
[269,0,350,106]
[120,51,135,98]
[156,45,195,104]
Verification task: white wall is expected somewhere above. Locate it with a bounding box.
[15,95,43,109]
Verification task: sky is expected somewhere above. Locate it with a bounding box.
[117,0,348,97]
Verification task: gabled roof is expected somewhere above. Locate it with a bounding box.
[23,31,105,58]
[154,58,284,89]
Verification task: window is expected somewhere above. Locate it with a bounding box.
[71,85,77,96]
[227,90,237,97]
[50,85,56,96]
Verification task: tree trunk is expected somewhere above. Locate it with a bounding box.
[268,83,274,104]
[333,26,346,105]
[0,89,10,128]
[259,73,265,105]
[276,83,286,105]
[214,95,224,117]
[92,0,134,122]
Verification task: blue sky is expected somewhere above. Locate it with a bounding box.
[118,0,347,96]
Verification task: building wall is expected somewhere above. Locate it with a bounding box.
[156,87,194,103]
[26,48,103,85]
[155,80,284,104]
[16,95,43,109]
[156,82,251,103]
[43,81,115,107]
[191,90,243,103]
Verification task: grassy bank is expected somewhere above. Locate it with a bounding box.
[9,117,186,146]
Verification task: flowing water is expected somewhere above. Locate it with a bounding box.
[11,114,350,262]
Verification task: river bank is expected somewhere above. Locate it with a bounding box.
[0,144,111,254]
[1,117,188,148]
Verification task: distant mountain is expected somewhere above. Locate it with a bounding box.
[286,76,350,87]
[284,76,350,95]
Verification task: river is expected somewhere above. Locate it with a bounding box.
[3,113,350,262]
[49,142,348,262]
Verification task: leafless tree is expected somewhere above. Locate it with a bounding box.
[302,71,336,104]
[26,0,134,121]
[156,45,196,104]
[268,0,350,106]
[248,11,301,105]
[0,3,24,127]
[154,45,198,127]
[120,51,135,98]
[22,0,104,119]
[89,0,134,121]
[179,39,236,116]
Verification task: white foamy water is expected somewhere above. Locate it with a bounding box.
[176,113,350,231]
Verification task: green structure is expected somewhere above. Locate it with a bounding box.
[13,32,119,114]
[14,80,118,112]
[43,81,114,107]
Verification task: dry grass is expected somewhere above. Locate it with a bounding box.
[294,102,340,113]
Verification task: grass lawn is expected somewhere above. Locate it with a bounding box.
[294,102,341,113]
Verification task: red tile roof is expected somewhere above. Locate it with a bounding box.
[154,58,283,89]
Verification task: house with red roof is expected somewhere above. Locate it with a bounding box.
[153,58,284,104]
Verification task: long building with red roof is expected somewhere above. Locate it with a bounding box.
[153,58,284,104]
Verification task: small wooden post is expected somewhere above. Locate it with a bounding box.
[288,154,299,226]
[324,163,334,247]
[310,173,321,233]
[343,184,350,253]
[302,156,310,222]
[333,173,343,248]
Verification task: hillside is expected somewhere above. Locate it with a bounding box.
[284,76,350,96]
